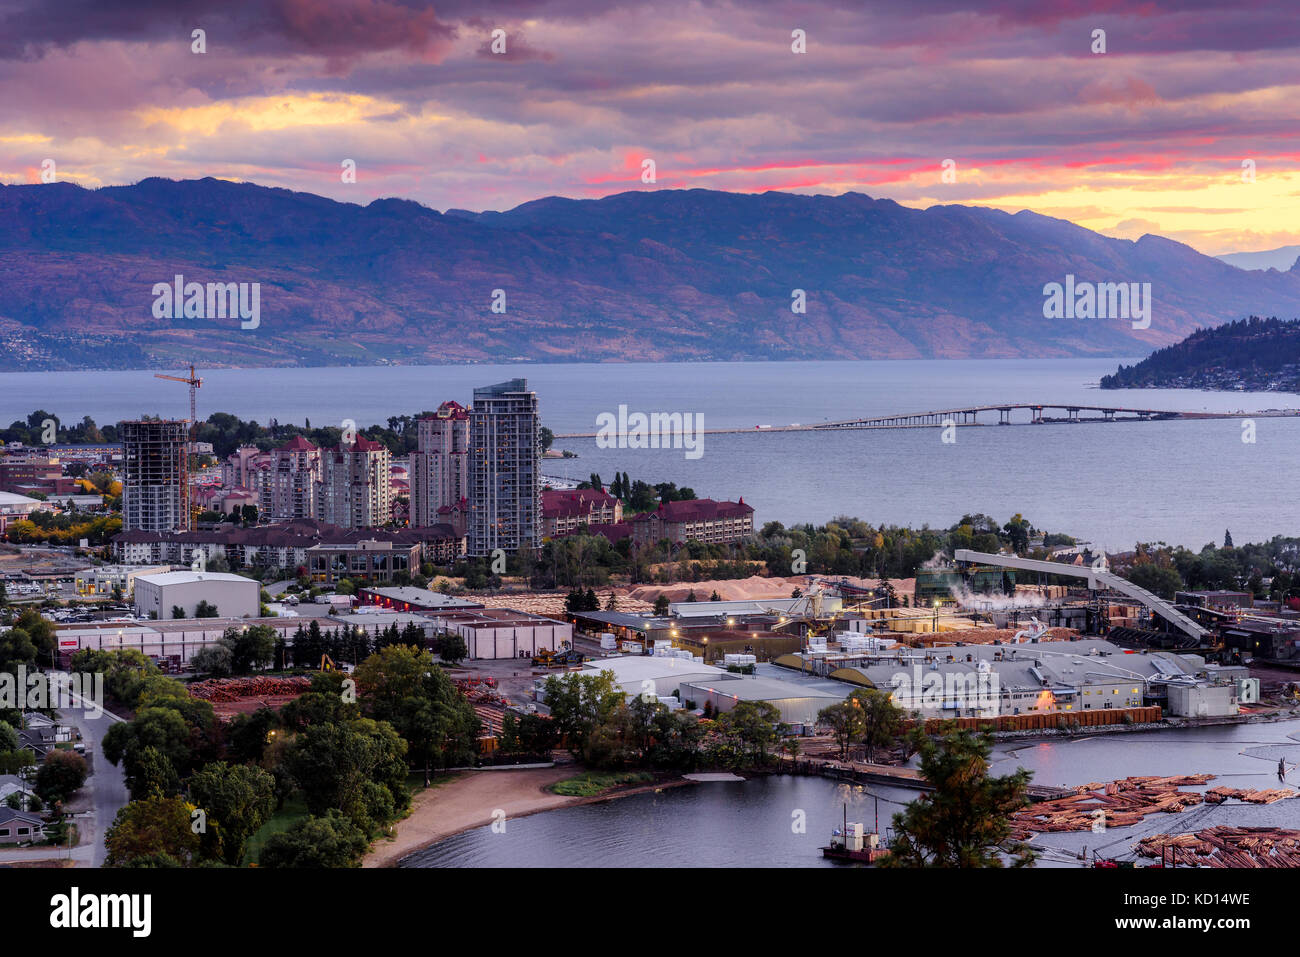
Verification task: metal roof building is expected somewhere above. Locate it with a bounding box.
[679,675,840,725]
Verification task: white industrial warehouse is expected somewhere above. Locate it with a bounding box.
[679,675,841,725]
[133,570,260,621]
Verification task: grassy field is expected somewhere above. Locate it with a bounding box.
[549,771,653,798]
[242,795,309,866]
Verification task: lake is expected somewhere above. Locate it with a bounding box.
[4,358,1298,548]
[401,719,1300,868]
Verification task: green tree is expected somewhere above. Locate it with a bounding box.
[104,701,217,783]
[14,608,54,663]
[438,633,468,665]
[70,648,159,709]
[1001,514,1032,555]
[817,699,865,760]
[124,745,181,801]
[1126,563,1183,600]
[353,645,479,784]
[542,670,625,755]
[191,643,233,678]
[883,729,1036,868]
[653,595,670,617]
[188,762,276,866]
[219,624,276,673]
[225,707,281,765]
[855,688,903,764]
[0,628,37,672]
[105,795,202,867]
[283,718,409,834]
[34,749,88,803]
[259,811,368,868]
[713,700,783,765]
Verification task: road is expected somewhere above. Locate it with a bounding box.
[64,692,128,867]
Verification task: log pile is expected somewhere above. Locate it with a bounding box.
[1204,785,1296,805]
[189,675,313,702]
[1136,826,1300,868]
[1013,775,1214,835]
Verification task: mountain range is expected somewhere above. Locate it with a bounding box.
[1216,244,1300,272]
[4,177,1300,370]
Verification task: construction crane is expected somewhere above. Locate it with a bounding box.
[154,364,203,429]
[153,364,203,530]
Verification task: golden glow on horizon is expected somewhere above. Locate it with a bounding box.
[136,92,411,134]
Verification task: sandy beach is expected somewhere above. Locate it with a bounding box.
[363,766,606,867]
[365,766,694,867]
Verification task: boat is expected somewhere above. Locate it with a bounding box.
[821,803,890,863]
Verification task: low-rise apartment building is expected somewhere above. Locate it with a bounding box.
[112,518,463,573]
[631,497,755,547]
[542,488,623,537]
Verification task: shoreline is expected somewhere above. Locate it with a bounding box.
[363,767,691,868]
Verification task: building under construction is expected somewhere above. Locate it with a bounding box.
[120,419,190,532]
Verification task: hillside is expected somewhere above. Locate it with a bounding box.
[1099,316,1300,391]
[1217,245,1300,272]
[5,178,1300,369]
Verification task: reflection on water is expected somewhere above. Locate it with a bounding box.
[404,720,1300,868]
[401,776,917,868]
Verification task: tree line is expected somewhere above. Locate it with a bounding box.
[76,641,478,868]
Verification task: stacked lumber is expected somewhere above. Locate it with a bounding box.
[916,705,1162,735]
[1137,826,1300,868]
[188,675,312,702]
[1013,775,1213,834]
[1204,785,1296,805]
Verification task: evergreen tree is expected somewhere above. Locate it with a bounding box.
[883,729,1035,868]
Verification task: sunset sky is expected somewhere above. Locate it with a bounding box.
[3,0,1299,255]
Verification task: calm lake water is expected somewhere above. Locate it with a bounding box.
[402,720,1300,868]
[4,358,1298,548]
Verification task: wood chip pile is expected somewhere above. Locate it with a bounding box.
[1136,826,1300,867]
[189,675,313,702]
[1012,774,1215,835]
[909,627,1076,647]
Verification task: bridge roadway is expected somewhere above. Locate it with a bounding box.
[553,404,1300,438]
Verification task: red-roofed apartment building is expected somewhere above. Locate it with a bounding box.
[541,488,623,537]
[631,498,755,547]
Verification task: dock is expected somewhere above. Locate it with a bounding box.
[784,754,1073,802]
